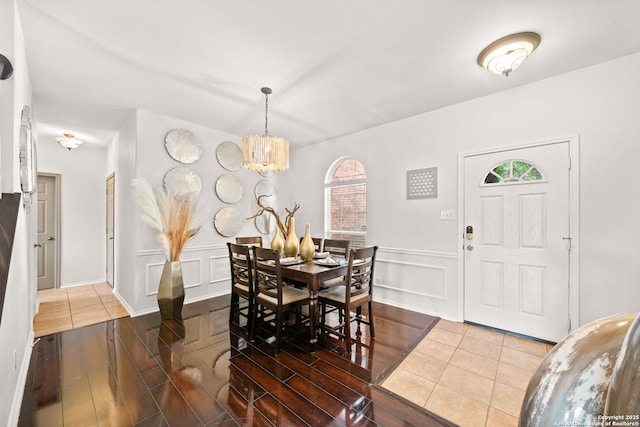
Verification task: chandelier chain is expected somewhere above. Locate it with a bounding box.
[264,92,269,136]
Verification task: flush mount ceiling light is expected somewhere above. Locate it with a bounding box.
[56,133,83,150]
[242,87,289,172]
[477,32,541,76]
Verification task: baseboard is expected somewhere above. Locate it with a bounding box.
[7,329,35,427]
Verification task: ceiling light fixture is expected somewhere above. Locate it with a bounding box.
[477,32,541,76]
[56,133,83,150]
[243,87,289,172]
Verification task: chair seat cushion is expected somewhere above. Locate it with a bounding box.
[257,286,309,306]
[233,283,249,293]
[320,277,345,288]
[318,286,369,304]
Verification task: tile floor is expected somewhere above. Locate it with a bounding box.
[381,319,553,427]
[33,282,129,337]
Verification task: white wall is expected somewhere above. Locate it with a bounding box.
[37,142,108,287]
[117,109,280,315]
[287,52,640,327]
[0,1,37,425]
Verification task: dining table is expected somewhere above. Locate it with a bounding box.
[279,258,348,350]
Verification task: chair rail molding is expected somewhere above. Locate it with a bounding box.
[374,246,458,320]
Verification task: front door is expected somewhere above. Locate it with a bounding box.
[37,174,59,289]
[463,142,571,342]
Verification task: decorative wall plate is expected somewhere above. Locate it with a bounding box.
[216,141,243,171]
[19,106,37,194]
[163,167,202,196]
[165,129,202,164]
[254,179,276,207]
[215,174,243,204]
[214,207,244,237]
[254,213,276,235]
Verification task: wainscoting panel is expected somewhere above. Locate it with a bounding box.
[373,247,458,320]
[135,244,231,316]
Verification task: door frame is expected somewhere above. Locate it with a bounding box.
[106,172,115,288]
[37,172,62,289]
[456,136,580,334]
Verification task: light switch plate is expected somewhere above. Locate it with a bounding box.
[440,210,456,221]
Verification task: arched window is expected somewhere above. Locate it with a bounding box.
[324,158,367,248]
[483,160,544,185]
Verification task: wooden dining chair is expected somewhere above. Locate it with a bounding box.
[323,238,350,258]
[318,246,378,353]
[227,242,254,332]
[250,246,310,356]
[235,236,263,247]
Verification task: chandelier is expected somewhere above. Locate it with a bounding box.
[243,87,289,172]
[56,133,83,150]
[477,32,541,76]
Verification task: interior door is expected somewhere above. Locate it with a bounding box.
[37,174,59,289]
[106,173,115,287]
[463,142,570,342]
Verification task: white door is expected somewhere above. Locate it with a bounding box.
[463,142,570,342]
[37,174,59,290]
[106,173,115,287]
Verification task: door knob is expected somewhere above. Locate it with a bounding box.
[47,237,55,241]
[34,243,44,248]
[466,244,474,251]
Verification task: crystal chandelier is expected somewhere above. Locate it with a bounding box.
[477,32,541,76]
[243,87,289,172]
[56,133,83,150]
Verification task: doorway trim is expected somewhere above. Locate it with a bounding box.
[37,172,62,289]
[456,136,580,333]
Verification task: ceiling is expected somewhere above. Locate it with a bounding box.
[16,0,640,150]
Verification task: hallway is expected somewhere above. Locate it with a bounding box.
[34,283,129,337]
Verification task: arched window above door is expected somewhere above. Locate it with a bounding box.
[483,160,545,185]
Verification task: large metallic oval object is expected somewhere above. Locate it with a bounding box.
[520,313,636,427]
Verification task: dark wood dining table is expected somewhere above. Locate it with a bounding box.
[279,260,347,349]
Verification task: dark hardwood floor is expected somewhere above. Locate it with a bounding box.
[19,295,455,426]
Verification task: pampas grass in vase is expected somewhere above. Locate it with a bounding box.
[131,177,200,261]
[131,177,200,321]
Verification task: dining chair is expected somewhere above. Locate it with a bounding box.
[318,246,378,353]
[250,246,310,356]
[235,236,263,247]
[319,239,350,289]
[322,238,350,258]
[227,243,254,332]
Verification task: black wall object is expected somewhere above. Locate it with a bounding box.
[0,53,14,80]
[0,193,22,324]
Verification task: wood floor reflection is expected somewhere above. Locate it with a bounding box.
[19,296,453,426]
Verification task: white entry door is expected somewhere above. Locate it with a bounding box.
[37,174,59,289]
[463,142,571,342]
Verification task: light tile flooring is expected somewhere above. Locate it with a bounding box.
[381,319,553,427]
[33,282,129,337]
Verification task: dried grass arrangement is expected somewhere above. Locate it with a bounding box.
[131,178,200,261]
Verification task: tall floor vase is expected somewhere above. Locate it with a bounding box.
[158,260,185,321]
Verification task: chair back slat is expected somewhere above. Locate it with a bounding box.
[228,243,253,292]
[252,246,283,305]
[346,246,378,300]
[323,239,350,258]
[236,236,263,247]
